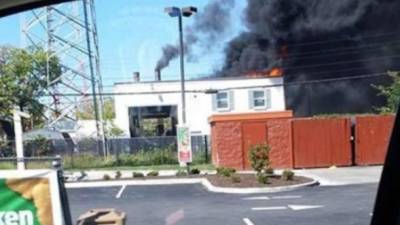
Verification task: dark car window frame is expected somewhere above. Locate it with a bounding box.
[1,1,400,225]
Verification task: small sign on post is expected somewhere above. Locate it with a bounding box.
[177,125,192,166]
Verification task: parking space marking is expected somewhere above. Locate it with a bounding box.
[252,206,287,211]
[243,195,302,200]
[242,196,270,200]
[251,205,324,211]
[116,185,126,199]
[243,218,255,225]
[288,205,324,211]
[272,195,302,200]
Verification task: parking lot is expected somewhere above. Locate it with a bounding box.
[68,183,377,225]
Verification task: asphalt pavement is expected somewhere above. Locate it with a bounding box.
[67,183,378,225]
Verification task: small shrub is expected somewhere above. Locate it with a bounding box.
[257,173,269,184]
[265,167,274,175]
[231,175,241,183]
[190,168,201,175]
[282,170,295,181]
[133,172,144,178]
[249,143,275,184]
[147,171,159,177]
[115,171,122,179]
[216,167,236,177]
[249,144,271,174]
[103,174,111,180]
[176,170,188,177]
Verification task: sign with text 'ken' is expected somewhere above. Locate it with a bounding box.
[0,170,63,225]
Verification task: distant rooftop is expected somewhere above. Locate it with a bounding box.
[114,74,282,86]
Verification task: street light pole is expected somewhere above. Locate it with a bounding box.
[165,6,197,169]
[177,12,186,124]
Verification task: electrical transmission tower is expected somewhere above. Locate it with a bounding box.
[21,0,106,153]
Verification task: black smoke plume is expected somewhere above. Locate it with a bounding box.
[155,0,235,71]
[220,0,400,116]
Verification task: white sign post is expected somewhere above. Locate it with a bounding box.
[177,125,192,166]
[13,109,30,171]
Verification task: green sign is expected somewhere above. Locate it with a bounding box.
[0,171,62,225]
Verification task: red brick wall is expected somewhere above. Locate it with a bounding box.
[355,115,395,165]
[292,118,352,168]
[211,121,244,169]
[210,113,396,170]
[267,119,294,168]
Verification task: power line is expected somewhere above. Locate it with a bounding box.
[283,54,400,71]
[285,31,400,47]
[22,72,389,97]
[284,41,400,60]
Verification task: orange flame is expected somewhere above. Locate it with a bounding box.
[244,68,284,77]
[268,67,283,77]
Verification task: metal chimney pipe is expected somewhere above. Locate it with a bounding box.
[133,72,140,82]
[155,69,161,81]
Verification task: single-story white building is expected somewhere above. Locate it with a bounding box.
[113,74,286,137]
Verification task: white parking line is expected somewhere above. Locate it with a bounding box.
[116,185,126,199]
[242,196,270,200]
[251,206,287,211]
[243,218,255,225]
[271,195,302,200]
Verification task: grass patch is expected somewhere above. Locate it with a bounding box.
[0,148,212,171]
[0,160,214,171]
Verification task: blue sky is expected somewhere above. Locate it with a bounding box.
[0,0,246,91]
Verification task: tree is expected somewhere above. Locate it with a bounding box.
[375,71,400,113]
[76,98,115,120]
[104,122,124,137]
[75,98,125,137]
[0,46,62,127]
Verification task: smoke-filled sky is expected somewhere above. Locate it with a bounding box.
[155,0,400,115]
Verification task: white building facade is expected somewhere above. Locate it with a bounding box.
[113,76,286,137]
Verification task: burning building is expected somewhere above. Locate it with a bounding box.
[156,0,400,116]
[218,0,400,116]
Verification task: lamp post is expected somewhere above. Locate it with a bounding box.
[165,6,197,169]
[164,6,197,124]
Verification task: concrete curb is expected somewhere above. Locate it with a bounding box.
[200,179,319,194]
[66,177,319,194]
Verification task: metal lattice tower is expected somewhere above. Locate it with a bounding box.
[21,0,106,152]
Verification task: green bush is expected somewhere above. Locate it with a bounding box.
[265,167,274,175]
[257,173,269,184]
[147,171,159,177]
[116,149,178,167]
[216,167,236,177]
[132,172,144,178]
[249,144,274,184]
[190,168,201,175]
[282,170,295,181]
[115,171,122,179]
[192,151,210,164]
[176,170,188,177]
[103,174,111,180]
[231,175,241,183]
[63,154,116,169]
[249,144,271,174]
[24,136,53,157]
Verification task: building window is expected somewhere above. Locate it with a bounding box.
[216,91,230,110]
[249,89,271,109]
